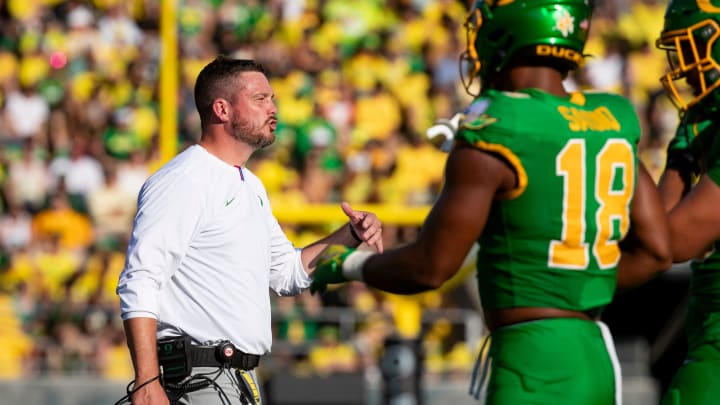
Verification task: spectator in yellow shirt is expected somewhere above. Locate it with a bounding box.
[32,190,94,251]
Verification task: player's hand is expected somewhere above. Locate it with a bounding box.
[341,202,383,253]
[310,245,355,294]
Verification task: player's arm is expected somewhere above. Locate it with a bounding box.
[658,166,691,212]
[357,142,515,294]
[656,122,720,262]
[658,147,697,213]
[665,173,720,262]
[616,162,673,289]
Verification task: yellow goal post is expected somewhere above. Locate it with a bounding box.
[272,204,431,225]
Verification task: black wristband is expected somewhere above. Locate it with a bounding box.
[349,226,362,243]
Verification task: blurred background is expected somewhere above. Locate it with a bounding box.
[0,0,690,404]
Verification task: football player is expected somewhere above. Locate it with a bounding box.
[655,0,720,403]
[310,0,672,403]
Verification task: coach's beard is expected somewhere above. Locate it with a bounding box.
[231,116,275,149]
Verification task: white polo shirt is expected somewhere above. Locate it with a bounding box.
[117,145,311,355]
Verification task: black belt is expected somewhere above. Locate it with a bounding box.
[189,343,260,370]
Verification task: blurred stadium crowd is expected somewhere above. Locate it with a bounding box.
[0,0,680,388]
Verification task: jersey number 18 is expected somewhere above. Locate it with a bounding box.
[548,138,635,270]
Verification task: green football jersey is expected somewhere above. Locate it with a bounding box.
[456,88,640,312]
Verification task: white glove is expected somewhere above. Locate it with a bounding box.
[426,113,464,153]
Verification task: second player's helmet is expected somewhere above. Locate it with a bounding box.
[460,0,592,95]
[656,0,720,112]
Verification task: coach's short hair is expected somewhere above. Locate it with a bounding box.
[194,56,267,125]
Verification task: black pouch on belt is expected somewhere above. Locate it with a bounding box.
[157,335,192,384]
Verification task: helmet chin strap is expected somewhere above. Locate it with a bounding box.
[459,51,483,97]
[460,10,484,98]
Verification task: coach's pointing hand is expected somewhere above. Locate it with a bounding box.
[342,202,384,253]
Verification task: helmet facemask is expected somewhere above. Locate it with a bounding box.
[657,19,720,111]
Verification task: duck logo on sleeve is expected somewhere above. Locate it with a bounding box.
[462,98,498,130]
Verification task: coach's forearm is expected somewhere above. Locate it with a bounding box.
[124,317,160,382]
[301,224,362,273]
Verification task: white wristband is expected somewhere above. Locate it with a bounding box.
[342,250,374,281]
